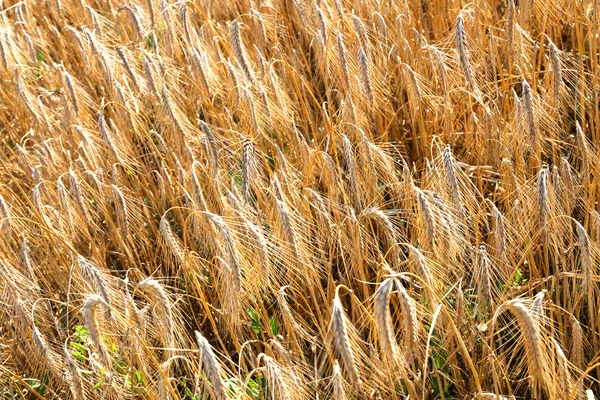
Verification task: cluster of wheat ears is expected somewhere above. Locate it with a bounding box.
[2,0,600,398]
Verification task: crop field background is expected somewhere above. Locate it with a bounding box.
[0,0,600,398]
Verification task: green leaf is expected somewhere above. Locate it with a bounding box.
[135,371,144,384]
[71,343,87,353]
[269,317,279,336]
[72,351,88,361]
[92,380,102,391]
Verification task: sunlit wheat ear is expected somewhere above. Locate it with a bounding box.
[537,166,549,232]
[142,57,160,98]
[20,238,35,282]
[341,134,361,210]
[394,279,419,355]
[336,31,350,91]
[203,212,242,294]
[230,19,254,83]
[332,293,362,389]
[195,330,228,400]
[407,244,437,306]
[475,245,493,309]
[546,39,562,107]
[65,343,85,400]
[551,337,572,398]
[360,207,398,262]
[241,139,258,203]
[242,216,270,287]
[352,15,369,57]
[375,278,400,367]
[506,0,515,58]
[0,194,11,240]
[15,69,39,121]
[315,5,327,45]
[358,47,374,105]
[575,221,593,300]
[115,47,139,93]
[521,78,537,150]
[160,216,186,267]
[529,290,546,325]
[442,146,464,219]
[332,360,347,400]
[137,278,174,350]
[455,13,477,92]
[414,186,435,251]
[197,119,220,178]
[78,256,111,306]
[111,184,129,239]
[258,354,292,400]
[571,318,584,369]
[503,300,547,390]
[83,294,111,366]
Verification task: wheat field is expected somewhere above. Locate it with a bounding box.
[1,0,600,398]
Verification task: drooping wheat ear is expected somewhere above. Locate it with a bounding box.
[146,0,155,27]
[191,49,210,94]
[121,4,144,40]
[506,0,515,57]
[394,280,419,354]
[197,119,220,178]
[142,57,160,98]
[530,290,546,325]
[407,244,437,307]
[341,135,361,210]
[537,166,549,231]
[204,212,242,293]
[230,19,254,82]
[505,300,547,389]
[352,15,369,58]
[115,47,139,93]
[455,14,477,92]
[195,330,228,400]
[332,360,346,400]
[360,207,398,262]
[31,321,50,359]
[137,278,174,350]
[83,294,110,365]
[315,5,327,44]
[111,184,129,239]
[443,146,464,219]
[375,278,400,367]
[402,62,422,106]
[64,343,85,400]
[70,168,93,224]
[551,337,571,398]
[571,318,584,369]
[15,69,39,120]
[357,47,374,104]
[547,39,562,106]
[336,32,350,91]
[332,294,362,389]
[276,198,301,259]
[160,216,186,266]
[277,286,306,339]
[0,194,11,239]
[20,238,34,281]
[576,122,591,181]
[258,354,291,400]
[415,186,435,250]
[241,139,257,203]
[476,245,493,309]
[575,221,593,300]
[78,256,112,306]
[62,69,79,116]
[522,78,536,147]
